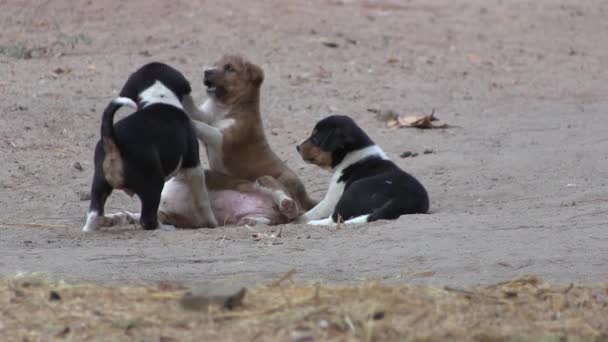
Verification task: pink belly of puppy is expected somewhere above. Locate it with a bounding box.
[210,190,282,225]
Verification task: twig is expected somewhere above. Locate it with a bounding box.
[336,214,344,229]
[269,268,297,287]
[0,223,69,229]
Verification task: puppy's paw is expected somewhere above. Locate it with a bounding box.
[279,197,298,219]
[307,217,335,226]
[159,224,177,231]
[238,216,271,227]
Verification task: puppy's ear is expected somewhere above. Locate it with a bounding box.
[318,128,345,152]
[248,64,264,86]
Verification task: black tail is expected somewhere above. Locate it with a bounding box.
[101,97,137,142]
[99,97,137,188]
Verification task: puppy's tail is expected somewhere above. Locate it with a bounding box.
[100,97,137,188]
[101,97,137,142]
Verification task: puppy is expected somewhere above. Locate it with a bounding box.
[182,55,316,219]
[82,62,217,232]
[296,115,429,225]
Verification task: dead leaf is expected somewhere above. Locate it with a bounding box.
[86,64,96,72]
[391,109,451,129]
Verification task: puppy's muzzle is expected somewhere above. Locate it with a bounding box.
[204,70,215,86]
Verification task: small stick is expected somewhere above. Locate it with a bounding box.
[269,268,297,287]
[0,223,69,229]
[336,214,344,229]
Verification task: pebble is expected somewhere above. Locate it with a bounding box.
[400,151,419,158]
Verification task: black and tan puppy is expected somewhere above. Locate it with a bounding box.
[183,55,316,222]
[82,62,217,232]
[296,115,429,225]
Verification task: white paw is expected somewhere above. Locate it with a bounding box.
[159,224,177,231]
[307,217,335,226]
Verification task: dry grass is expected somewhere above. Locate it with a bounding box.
[1,273,607,342]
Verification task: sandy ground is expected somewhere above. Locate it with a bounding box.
[0,0,607,288]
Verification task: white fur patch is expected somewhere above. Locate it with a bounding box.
[298,145,387,223]
[192,121,226,173]
[337,145,388,169]
[82,211,99,232]
[344,214,370,224]
[215,118,235,131]
[307,217,335,226]
[307,214,371,226]
[112,97,138,109]
[138,80,184,109]
[200,98,229,121]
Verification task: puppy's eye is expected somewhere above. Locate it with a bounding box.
[224,64,235,72]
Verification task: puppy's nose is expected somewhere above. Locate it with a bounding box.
[204,69,215,80]
[296,144,301,152]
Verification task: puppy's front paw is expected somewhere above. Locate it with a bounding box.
[279,197,298,219]
[308,217,335,226]
[160,224,177,231]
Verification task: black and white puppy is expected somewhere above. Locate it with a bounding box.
[82,62,218,232]
[296,115,429,225]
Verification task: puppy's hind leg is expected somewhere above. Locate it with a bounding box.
[183,166,218,228]
[255,175,298,219]
[82,172,113,232]
[137,181,164,230]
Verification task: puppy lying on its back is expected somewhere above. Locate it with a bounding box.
[296,115,429,225]
[82,62,217,231]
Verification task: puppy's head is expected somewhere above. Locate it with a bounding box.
[119,62,192,109]
[297,115,374,169]
[203,55,264,106]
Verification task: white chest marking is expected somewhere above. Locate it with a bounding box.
[139,80,184,110]
[200,98,229,121]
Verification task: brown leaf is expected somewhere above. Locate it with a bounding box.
[393,110,451,129]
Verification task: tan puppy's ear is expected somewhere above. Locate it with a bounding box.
[248,63,264,86]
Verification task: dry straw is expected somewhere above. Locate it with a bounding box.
[1,273,607,341]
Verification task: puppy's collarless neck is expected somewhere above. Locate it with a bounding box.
[333,145,388,173]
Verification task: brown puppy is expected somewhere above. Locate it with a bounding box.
[183,55,316,217]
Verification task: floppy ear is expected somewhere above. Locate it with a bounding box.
[317,127,344,152]
[248,64,264,86]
